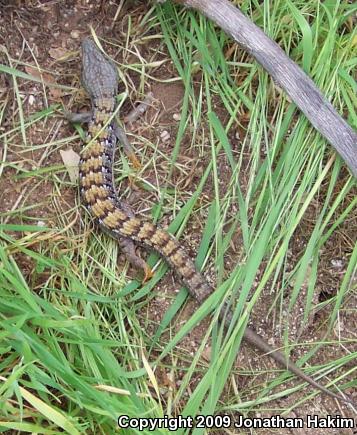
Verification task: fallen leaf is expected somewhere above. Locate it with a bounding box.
[49,87,64,100]
[25,65,55,84]
[60,148,80,183]
[201,345,212,362]
[48,46,69,61]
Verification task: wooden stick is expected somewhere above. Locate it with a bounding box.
[160,0,357,176]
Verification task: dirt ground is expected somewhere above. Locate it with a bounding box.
[0,0,356,433]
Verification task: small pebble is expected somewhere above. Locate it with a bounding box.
[160,130,170,142]
[331,259,343,269]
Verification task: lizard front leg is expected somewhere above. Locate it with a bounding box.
[112,122,141,169]
[66,110,141,168]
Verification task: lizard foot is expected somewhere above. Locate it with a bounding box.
[142,264,154,283]
[126,150,142,169]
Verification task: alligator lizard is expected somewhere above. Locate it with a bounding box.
[68,38,353,405]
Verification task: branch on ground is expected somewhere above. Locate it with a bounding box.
[158,0,357,176]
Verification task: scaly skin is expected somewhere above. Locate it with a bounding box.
[74,38,353,405]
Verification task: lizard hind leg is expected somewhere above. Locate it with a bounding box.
[97,219,153,283]
[119,237,153,283]
[105,201,153,283]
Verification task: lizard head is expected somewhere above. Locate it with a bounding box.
[81,38,118,100]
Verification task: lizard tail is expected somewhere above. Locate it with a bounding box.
[221,307,354,405]
[89,198,354,406]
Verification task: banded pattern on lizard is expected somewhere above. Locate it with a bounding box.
[69,38,353,405]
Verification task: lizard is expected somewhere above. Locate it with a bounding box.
[68,38,354,405]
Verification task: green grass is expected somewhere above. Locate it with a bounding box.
[0,1,356,433]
